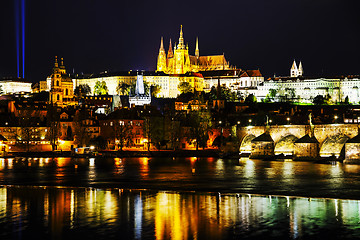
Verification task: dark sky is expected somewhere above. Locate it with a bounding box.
[0,0,359,82]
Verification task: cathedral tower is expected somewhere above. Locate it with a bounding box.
[174,25,191,74]
[290,60,303,77]
[157,37,167,72]
[298,61,303,76]
[291,60,298,77]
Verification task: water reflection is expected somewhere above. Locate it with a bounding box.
[0,186,360,239]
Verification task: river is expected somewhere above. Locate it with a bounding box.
[1,157,360,239]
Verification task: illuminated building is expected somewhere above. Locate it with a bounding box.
[257,62,360,103]
[73,71,204,99]
[201,69,264,96]
[157,26,231,74]
[0,77,32,94]
[48,57,76,107]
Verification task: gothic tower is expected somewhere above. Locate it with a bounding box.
[173,25,191,74]
[195,37,199,58]
[157,37,167,72]
[290,60,298,77]
[298,61,303,76]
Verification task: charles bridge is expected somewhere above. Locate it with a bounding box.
[238,124,360,159]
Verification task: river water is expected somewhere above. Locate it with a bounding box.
[1,157,360,239]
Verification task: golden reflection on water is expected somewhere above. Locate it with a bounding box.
[1,187,360,239]
[139,157,149,179]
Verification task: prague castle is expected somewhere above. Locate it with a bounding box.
[157,26,231,74]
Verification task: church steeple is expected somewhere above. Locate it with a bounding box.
[290,60,298,77]
[167,39,173,58]
[298,61,303,76]
[195,37,199,58]
[177,25,185,49]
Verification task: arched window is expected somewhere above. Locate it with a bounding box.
[56,80,59,86]
[57,94,60,101]
[65,89,68,96]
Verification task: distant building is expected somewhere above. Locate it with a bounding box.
[0,77,32,94]
[257,61,360,104]
[201,69,264,97]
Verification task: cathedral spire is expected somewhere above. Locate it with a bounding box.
[177,25,185,49]
[195,37,199,58]
[167,39,173,58]
[298,61,303,76]
[290,59,298,77]
[159,37,165,52]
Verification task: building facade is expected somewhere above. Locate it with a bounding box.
[0,78,32,94]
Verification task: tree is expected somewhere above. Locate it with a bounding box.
[72,110,91,147]
[150,84,161,97]
[313,95,325,105]
[268,88,278,101]
[208,85,238,102]
[18,110,39,152]
[187,110,212,150]
[178,81,193,94]
[244,94,257,104]
[74,84,91,98]
[46,104,60,151]
[143,115,165,150]
[116,82,130,96]
[112,122,134,151]
[94,81,108,95]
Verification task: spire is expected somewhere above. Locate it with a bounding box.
[159,37,165,52]
[298,61,303,76]
[54,56,59,68]
[177,25,185,49]
[291,59,298,77]
[195,37,199,58]
[167,39,173,58]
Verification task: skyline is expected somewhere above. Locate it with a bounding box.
[1,0,360,82]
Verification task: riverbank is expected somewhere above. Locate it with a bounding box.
[6,149,228,158]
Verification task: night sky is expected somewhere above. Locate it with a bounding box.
[0,0,359,82]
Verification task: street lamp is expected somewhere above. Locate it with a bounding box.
[334,115,338,123]
[287,117,290,125]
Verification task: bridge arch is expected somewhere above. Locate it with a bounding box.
[274,134,299,156]
[239,134,256,154]
[319,133,350,158]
